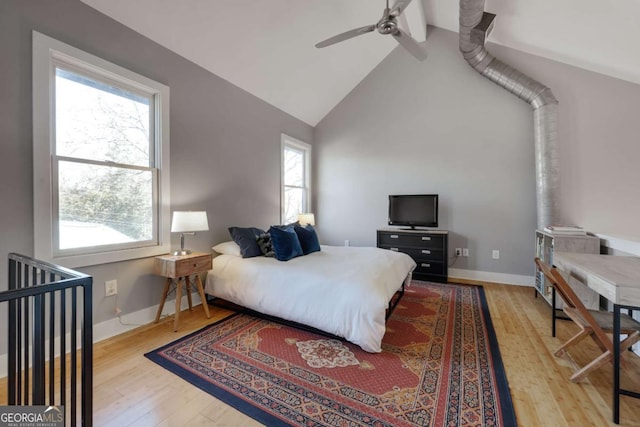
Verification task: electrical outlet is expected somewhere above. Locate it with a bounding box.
[492,250,500,260]
[105,279,118,296]
[454,248,462,256]
[463,248,469,257]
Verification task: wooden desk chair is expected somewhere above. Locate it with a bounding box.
[535,257,640,382]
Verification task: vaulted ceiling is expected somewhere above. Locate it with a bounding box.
[81,0,640,126]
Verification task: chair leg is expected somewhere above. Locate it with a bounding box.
[555,328,592,357]
[617,331,640,371]
[591,335,610,353]
[620,331,640,352]
[570,350,613,382]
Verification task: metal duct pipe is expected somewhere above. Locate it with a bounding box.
[459,0,560,229]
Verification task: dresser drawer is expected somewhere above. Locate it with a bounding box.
[413,260,445,276]
[383,246,444,261]
[377,231,445,249]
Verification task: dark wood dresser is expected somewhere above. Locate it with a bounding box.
[377,228,448,283]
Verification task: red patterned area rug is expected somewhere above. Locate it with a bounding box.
[145,281,516,426]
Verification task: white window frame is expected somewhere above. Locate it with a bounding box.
[33,31,170,268]
[281,134,311,224]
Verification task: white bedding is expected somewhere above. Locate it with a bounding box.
[204,245,416,352]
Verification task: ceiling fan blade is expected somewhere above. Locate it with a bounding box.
[388,0,412,18]
[392,29,427,61]
[315,24,376,48]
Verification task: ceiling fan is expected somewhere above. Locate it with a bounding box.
[315,0,426,61]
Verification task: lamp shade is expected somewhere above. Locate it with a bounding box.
[171,211,209,233]
[297,213,315,226]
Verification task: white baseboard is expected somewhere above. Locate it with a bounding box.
[93,291,203,343]
[0,292,204,378]
[449,268,534,287]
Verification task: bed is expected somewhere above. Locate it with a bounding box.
[204,245,416,353]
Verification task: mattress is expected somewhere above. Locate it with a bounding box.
[204,245,416,352]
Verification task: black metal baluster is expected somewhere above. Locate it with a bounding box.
[33,266,45,405]
[82,282,93,425]
[71,286,77,426]
[8,258,17,405]
[60,287,66,410]
[16,262,22,405]
[23,264,30,405]
[49,272,56,406]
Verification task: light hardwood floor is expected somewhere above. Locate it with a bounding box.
[9,282,640,426]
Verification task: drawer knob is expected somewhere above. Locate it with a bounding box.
[421,250,431,254]
[421,237,431,241]
[421,263,430,268]
[390,248,398,252]
[390,235,399,239]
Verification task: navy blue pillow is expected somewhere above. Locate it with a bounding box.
[294,224,321,255]
[268,226,303,261]
[228,227,265,258]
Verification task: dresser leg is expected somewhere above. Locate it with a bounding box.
[155,278,171,323]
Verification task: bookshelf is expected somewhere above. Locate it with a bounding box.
[534,229,600,310]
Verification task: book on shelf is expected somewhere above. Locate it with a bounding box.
[543,225,587,235]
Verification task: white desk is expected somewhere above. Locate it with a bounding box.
[554,252,640,424]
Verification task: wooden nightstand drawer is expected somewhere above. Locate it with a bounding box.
[154,253,212,278]
[174,255,211,277]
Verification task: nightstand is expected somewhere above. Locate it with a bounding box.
[153,252,212,331]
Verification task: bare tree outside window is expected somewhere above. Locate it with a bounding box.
[282,137,310,224]
[55,68,156,250]
[33,31,170,266]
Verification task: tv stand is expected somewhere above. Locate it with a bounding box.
[377,228,448,283]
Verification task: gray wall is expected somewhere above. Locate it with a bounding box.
[489,42,640,244]
[0,0,313,325]
[314,27,640,277]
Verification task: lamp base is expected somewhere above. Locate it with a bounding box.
[172,249,192,256]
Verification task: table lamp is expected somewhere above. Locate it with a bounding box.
[297,213,315,226]
[171,211,209,255]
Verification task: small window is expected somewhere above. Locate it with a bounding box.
[33,32,170,267]
[281,135,311,224]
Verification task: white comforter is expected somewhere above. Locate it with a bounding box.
[204,245,416,352]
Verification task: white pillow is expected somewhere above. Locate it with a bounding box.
[212,241,242,257]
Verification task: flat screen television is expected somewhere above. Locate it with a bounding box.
[388,194,438,228]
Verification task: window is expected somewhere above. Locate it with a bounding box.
[33,32,170,267]
[281,135,311,224]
